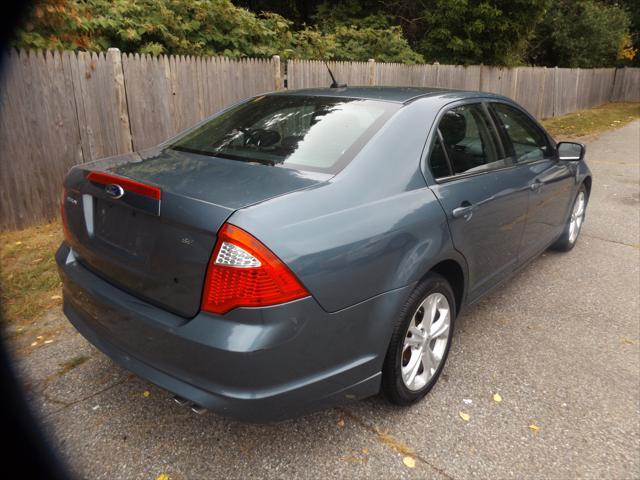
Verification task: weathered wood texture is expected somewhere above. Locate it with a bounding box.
[288,61,638,119]
[611,68,640,102]
[0,50,278,229]
[123,54,277,150]
[0,47,638,230]
[0,50,83,229]
[287,60,372,89]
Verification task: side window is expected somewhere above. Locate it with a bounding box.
[491,103,552,163]
[429,103,505,179]
[429,138,451,179]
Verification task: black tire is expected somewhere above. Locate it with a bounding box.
[382,273,456,405]
[550,184,588,252]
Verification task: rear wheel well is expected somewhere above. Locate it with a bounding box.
[428,260,464,314]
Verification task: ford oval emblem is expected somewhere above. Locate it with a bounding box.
[105,184,125,199]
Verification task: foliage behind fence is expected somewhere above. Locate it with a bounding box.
[1,48,638,230]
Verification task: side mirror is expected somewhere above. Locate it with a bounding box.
[557,141,586,162]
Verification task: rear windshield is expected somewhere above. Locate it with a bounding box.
[169,95,399,174]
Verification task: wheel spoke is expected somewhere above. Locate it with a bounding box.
[430,310,450,339]
[404,350,422,386]
[405,335,423,348]
[426,295,439,323]
[422,347,437,376]
[408,325,426,342]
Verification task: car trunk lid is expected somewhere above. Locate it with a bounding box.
[62,148,328,317]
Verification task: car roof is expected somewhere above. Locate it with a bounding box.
[271,86,509,105]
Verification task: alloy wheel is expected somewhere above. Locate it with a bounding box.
[401,293,451,391]
[568,191,586,243]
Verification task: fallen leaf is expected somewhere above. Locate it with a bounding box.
[337,418,345,428]
[459,411,470,422]
[36,335,44,340]
[156,474,170,480]
[143,390,150,398]
[528,423,540,431]
[493,393,502,403]
[92,405,100,411]
[403,456,416,468]
[341,455,362,464]
[14,241,22,245]
[362,448,369,455]
[44,339,53,344]
[30,341,38,347]
[51,295,62,300]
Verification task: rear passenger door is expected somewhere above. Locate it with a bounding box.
[427,102,531,302]
[489,102,575,261]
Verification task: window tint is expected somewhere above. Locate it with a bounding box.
[431,103,504,179]
[429,138,451,179]
[491,103,551,163]
[170,95,398,174]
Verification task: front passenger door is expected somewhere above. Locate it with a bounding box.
[489,102,575,261]
[427,103,530,302]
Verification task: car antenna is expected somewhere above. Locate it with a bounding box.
[324,61,347,88]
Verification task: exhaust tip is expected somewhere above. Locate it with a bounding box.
[173,395,190,407]
[191,404,207,415]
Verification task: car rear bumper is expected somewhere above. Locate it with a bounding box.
[56,243,412,422]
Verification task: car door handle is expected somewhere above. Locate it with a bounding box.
[530,180,543,192]
[452,203,475,221]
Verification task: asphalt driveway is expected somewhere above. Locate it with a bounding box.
[9,121,640,479]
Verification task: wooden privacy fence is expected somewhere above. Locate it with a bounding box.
[0,49,280,229]
[0,49,638,230]
[288,60,629,118]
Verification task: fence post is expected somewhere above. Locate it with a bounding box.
[368,58,376,85]
[575,68,581,111]
[272,55,282,91]
[610,67,619,102]
[511,67,519,100]
[553,66,559,117]
[107,48,133,153]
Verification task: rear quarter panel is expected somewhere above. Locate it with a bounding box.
[231,97,465,312]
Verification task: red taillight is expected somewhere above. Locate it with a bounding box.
[60,189,71,242]
[87,171,161,200]
[201,223,309,314]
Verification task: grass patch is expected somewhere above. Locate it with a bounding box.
[0,221,62,327]
[541,102,640,139]
[58,355,90,376]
